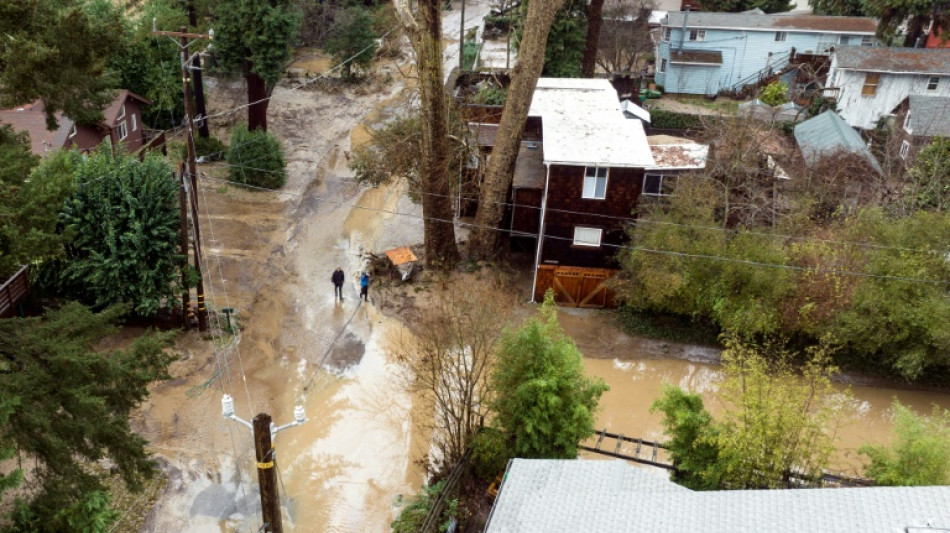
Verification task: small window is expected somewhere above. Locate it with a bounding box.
[927,77,939,90]
[900,140,910,160]
[775,31,787,42]
[643,174,676,196]
[573,226,602,247]
[861,73,880,96]
[861,35,875,46]
[116,104,126,120]
[663,27,671,41]
[131,114,137,132]
[688,29,705,42]
[839,35,851,45]
[583,167,608,200]
[659,58,668,73]
[116,121,128,141]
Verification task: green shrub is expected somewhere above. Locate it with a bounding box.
[226,124,287,189]
[759,81,790,106]
[391,480,457,533]
[176,135,228,162]
[462,41,481,70]
[860,401,950,486]
[650,109,704,130]
[473,86,507,105]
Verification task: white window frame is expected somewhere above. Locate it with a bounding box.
[131,114,137,132]
[116,121,128,141]
[775,31,787,42]
[688,29,705,42]
[927,77,939,90]
[861,73,880,96]
[903,110,913,133]
[642,173,674,197]
[68,125,77,139]
[573,226,603,248]
[662,27,671,42]
[659,58,667,73]
[900,140,910,160]
[582,167,609,200]
[116,104,126,121]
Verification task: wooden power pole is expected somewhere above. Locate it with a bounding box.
[253,413,282,533]
[153,25,212,331]
[178,164,191,329]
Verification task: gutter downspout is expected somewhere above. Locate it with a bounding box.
[530,163,552,303]
[678,7,690,53]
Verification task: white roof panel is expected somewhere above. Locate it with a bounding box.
[529,78,655,168]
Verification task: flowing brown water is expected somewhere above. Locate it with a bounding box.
[556,310,950,474]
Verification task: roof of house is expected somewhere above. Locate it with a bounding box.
[647,136,709,170]
[102,90,151,127]
[528,78,654,168]
[794,110,882,173]
[664,11,877,34]
[484,459,950,533]
[0,101,75,157]
[833,46,950,75]
[907,95,950,137]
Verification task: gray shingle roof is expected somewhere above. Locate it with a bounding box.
[794,110,882,173]
[664,12,876,33]
[834,46,950,75]
[908,95,950,137]
[485,459,950,533]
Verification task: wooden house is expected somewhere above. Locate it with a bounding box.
[0,90,154,157]
[889,94,950,164]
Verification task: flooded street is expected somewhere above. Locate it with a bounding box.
[557,310,950,475]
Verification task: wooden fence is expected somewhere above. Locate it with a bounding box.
[0,265,29,318]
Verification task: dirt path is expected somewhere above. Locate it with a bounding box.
[137,57,434,532]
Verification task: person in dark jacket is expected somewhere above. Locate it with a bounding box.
[331,267,344,301]
[359,271,370,302]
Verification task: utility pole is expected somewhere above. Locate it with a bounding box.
[178,164,191,330]
[459,0,466,72]
[187,1,210,138]
[153,24,212,331]
[222,395,307,533]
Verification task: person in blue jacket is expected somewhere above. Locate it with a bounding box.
[359,271,370,302]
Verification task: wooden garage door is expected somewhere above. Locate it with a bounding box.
[535,266,616,308]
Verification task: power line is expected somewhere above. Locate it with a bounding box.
[195,174,950,286]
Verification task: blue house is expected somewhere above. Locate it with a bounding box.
[655,12,878,96]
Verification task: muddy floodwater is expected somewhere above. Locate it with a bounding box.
[556,309,950,475]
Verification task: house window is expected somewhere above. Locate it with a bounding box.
[659,58,667,73]
[643,174,676,196]
[116,121,128,141]
[903,110,913,133]
[688,29,705,42]
[775,31,787,42]
[861,73,880,96]
[131,114,137,132]
[861,35,875,46]
[663,27,671,41]
[927,77,939,90]
[573,226,603,247]
[583,167,608,199]
[900,140,910,160]
[839,35,851,45]
[116,104,126,120]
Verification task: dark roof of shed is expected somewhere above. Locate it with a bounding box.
[670,50,723,65]
[513,142,545,189]
[834,46,950,74]
[907,95,950,137]
[664,12,876,33]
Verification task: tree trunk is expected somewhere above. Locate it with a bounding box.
[581,0,605,77]
[903,15,927,48]
[246,65,268,132]
[395,0,460,269]
[467,0,566,259]
[187,0,209,138]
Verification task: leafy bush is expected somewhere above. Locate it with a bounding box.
[462,41,481,70]
[473,86,507,106]
[860,401,950,486]
[175,135,228,162]
[906,136,950,211]
[59,150,182,315]
[324,6,378,78]
[391,480,457,533]
[759,81,790,106]
[650,109,704,130]
[226,124,287,189]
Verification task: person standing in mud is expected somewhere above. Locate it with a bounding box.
[332,267,345,301]
[359,271,370,302]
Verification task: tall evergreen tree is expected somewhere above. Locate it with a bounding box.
[213,0,300,131]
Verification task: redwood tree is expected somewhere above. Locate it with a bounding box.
[467,0,566,259]
[393,0,460,268]
[213,0,299,131]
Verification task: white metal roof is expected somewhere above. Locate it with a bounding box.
[528,78,655,168]
[485,459,950,533]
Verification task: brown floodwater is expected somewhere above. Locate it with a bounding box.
[556,309,950,475]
